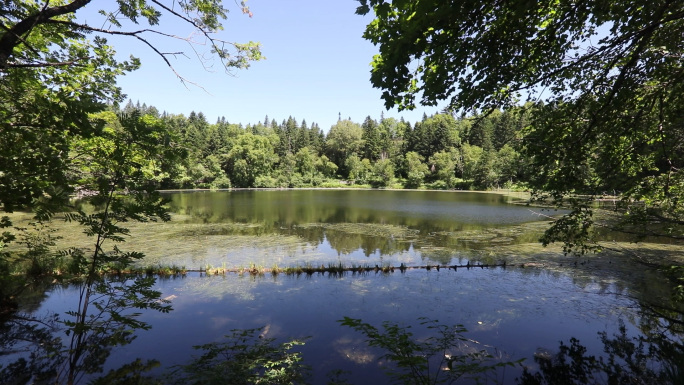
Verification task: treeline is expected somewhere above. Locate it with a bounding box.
[122,101,533,190]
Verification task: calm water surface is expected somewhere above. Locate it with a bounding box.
[143,189,551,268]
[13,190,680,384]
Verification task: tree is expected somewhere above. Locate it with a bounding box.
[429,150,458,189]
[60,111,181,384]
[1,1,262,78]
[495,144,522,187]
[0,112,182,384]
[460,144,483,183]
[346,154,371,185]
[315,154,338,179]
[472,149,498,190]
[0,0,262,213]
[223,133,277,188]
[362,115,382,161]
[371,158,395,188]
[405,151,428,189]
[404,114,460,160]
[357,0,684,251]
[325,120,364,176]
[0,2,262,381]
[294,147,318,184]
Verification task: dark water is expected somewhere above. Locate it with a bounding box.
[7,190,682,384]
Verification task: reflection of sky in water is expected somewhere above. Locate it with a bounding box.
[33,268,640,384]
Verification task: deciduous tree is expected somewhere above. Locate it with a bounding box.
[1,0,261,212]
[357,0,684,250]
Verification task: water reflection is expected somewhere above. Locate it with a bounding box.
[8,266,678,384]
[149,190,551,268]
[2,190,682,384]
[167,190,537,229]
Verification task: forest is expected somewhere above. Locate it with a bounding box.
[119,100,531,191]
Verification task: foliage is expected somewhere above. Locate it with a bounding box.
[371,158,395,188]
[356,0,684,251]
[405,114,461,160]
[0,32,131,213]
[0,2,262,383]
[0,112,179,384]
[429,150,459,189]
[340,317,518,385]
[459,144,483,183]
[90,359,162,385]
[405,151,428,189]
[58,112,178,384]
[315,154,338,179]
[495,145,522,186]
[0,1,263,77]
[140,105,530,192]
[11,221,61,276]
[222,133,278,187]
[346,154,372,185]
[168,327,310,385]
[0,0,261,213]
[326,120,364,177]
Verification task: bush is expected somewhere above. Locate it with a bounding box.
[210,175,231,189]
[254,175,280,188]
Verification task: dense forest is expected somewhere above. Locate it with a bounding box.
[122,100,533,191]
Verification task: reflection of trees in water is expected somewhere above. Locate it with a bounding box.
[518,320,683,384]
[518,267,684,385]
[170,191,559,261]
[323,229,412,258]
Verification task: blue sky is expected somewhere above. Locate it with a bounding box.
[78,1,444,131]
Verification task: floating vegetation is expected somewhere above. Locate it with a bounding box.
[297,222,420,240]
[175,223,265,237]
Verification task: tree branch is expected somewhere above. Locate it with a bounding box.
[0,0,92,68]
[1,57,90,69]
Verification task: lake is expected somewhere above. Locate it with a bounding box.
[6,190,683,384]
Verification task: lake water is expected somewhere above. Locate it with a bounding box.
[136,189,551,269]
[8,190,682,384]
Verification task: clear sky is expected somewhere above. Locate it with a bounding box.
[77,1,444,131]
